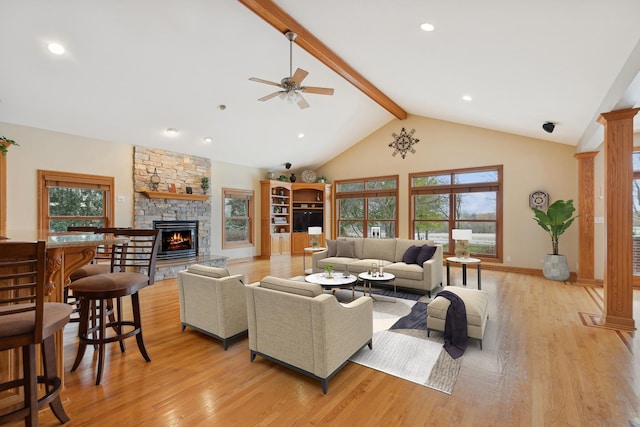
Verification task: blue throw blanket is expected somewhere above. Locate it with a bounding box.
[436,290,467,359]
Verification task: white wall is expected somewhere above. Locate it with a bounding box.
[316,115,580,273]
[0,121,262,260]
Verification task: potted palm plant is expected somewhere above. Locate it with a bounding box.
[531,199,578,281]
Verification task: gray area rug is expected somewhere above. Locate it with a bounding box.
[347,293,461,394]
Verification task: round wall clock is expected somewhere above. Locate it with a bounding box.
[302,170,317,183]
[529,191,549,209]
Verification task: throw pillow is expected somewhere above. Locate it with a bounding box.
[402,245,422,264]
[336,239,356,258]
[326,239,337,257]
[416,245,437,265]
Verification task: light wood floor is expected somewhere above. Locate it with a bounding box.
[28,256,640,426]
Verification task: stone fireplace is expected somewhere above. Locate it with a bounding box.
[133,146,226,279]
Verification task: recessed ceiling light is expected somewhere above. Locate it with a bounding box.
[217,104,226,111]
[47,42,65,55]
[462,95,473,102]
[166,128,178,135]
[203,136,213,143]
[420,22,435,32]
[298,133,304,139]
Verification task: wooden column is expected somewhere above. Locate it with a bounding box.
[0,145,7,233]
[574,151,598,283]
[598,108,639,330]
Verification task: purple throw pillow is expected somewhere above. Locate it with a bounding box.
[416,245,437,265]
[402,245,422,264]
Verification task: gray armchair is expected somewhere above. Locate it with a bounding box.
[245,276,373,393]
[177,265,248,350]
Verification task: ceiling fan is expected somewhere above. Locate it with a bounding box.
[249,31,334,109]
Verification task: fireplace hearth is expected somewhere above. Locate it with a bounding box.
[153,220,198,260]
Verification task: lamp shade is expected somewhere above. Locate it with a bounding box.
[308,226,322,235]
[452,229,472,241]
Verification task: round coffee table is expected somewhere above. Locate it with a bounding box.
[305,272,357,300]
[358,272,396,301]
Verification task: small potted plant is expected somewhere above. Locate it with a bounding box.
[324,263,334,278]
[532,199,578,281]
[200,177,209,194]
[317,176,327,183]
[0,136,19,156]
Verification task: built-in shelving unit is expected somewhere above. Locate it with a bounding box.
[260,180,292,257]
[291,183,330,254]
[140,191,209,201]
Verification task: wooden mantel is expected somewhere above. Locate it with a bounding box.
[141,191,209,201]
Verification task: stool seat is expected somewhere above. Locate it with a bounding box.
[427,286,489,349]
[70,272,149,298]
[0,303,72,340]
[69,263,111,282]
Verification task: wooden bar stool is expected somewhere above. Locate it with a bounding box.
[0,241,73,426]
[69,229,160,385]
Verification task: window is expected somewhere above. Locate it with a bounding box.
[222,188,254,249]
[410,165,502,260]
[38,170,114,232]
[335,175,398,238]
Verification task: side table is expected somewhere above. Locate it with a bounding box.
[358,271,396,302]
[446,256,481,290]
[303,247,326,274]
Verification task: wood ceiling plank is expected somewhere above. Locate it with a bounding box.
[238,0,407,120]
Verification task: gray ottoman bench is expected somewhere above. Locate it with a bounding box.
[426,286,489,349]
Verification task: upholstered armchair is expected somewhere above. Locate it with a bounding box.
[245,276,373,393]
[177,264,248,350]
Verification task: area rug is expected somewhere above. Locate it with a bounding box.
[346,291,462,394]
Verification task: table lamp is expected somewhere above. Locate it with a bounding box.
[452,229,472,258]
[308,226,322,248]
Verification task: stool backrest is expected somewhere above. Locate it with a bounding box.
[0,241,46,349]
[111,229,161,285]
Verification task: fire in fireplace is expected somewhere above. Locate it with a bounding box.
[153,220,198,260]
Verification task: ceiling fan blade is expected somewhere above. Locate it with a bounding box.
[249,77,282,87]
[291,68,309,85]
[296,93,310,109]
[301,86,334,96]
[258,91,282,102]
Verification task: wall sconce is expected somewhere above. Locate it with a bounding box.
[150,168,160,191]
[452,229,472,258]
[308,226,322,248]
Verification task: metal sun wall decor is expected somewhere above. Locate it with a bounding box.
[388,127,419,159]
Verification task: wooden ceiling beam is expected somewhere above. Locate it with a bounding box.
[238,0,407,120]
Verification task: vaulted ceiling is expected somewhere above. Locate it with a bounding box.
[1,0,639,171]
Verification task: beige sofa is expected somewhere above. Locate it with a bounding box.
[312,238,443,296]
[177,265,248,350]
[245,276,373,394]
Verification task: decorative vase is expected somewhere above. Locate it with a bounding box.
[543,254,570,281]
[290,173,297,182]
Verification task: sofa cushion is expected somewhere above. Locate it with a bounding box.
[336,240,356,258]
[326,239,337,257]
[362,238,397,261]
[187,264,230,278]
[317,257,354,272]
[384,262,425,281]
[401,245,422,264]
[261,276,322,297]
[416,245,437,265]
